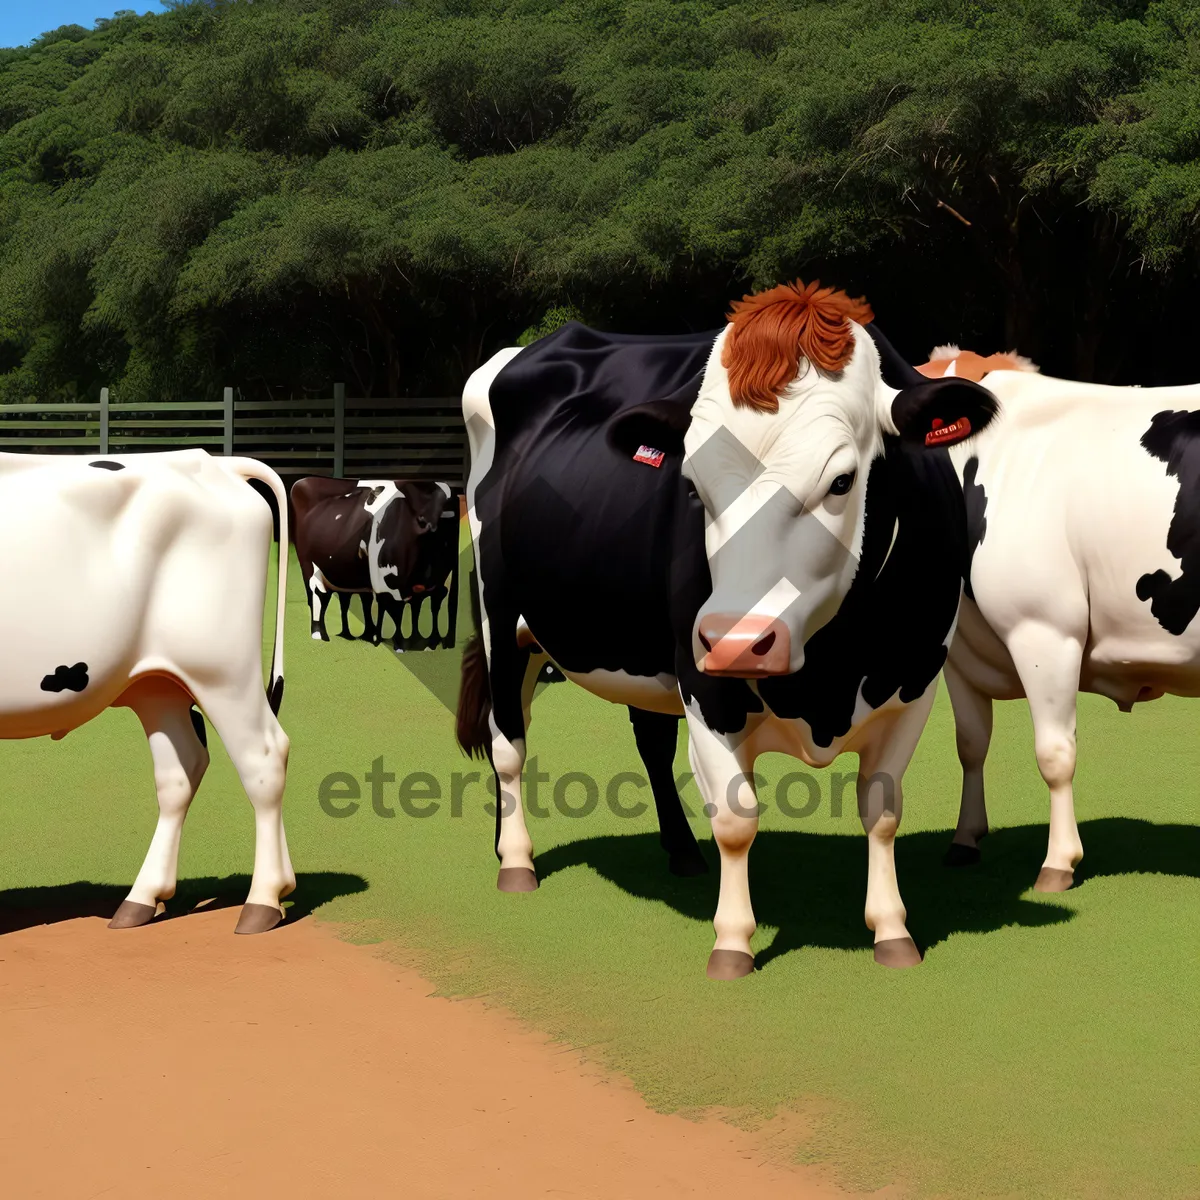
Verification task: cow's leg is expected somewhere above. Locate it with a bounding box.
[1006,621,1085,891]
[336,591,355,638]
[373,594,392,645]
[315,589,333,640]
[389,596,406,649]
[298,553,330,641]
[391,597,406,651]
[627,707,707,876]
[685,716,756,979]
[297,548,316,632]
[307,564,332,641]
[409,594,428,649]
[110,679,209,928]
[362,593,380,645]
[490,633,540,891]
[193,682,294,932]
[943,658,994,866]
[856,688,933,967]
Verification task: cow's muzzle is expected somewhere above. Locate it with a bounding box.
[697,613,791,677]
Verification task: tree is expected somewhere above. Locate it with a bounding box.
[0,0,1197,403]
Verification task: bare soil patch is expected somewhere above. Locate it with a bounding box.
[0,908,877,1198]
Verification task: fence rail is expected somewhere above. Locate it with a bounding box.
[0,387,467,487]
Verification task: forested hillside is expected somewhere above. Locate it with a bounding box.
[0,0,1197,401]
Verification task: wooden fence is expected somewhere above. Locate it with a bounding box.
[0,386,467,487]
[0,387,468,649]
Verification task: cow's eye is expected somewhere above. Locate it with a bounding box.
[828,472,855,497]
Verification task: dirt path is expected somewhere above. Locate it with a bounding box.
[0,908,873,1199]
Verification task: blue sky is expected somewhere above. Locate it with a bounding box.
[0,3,169,49]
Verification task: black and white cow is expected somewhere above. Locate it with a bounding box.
[915,345,1200,891]
[0,449,292,934]
[457,281,999,977]
[292,476,457,648]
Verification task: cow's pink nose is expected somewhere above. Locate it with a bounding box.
[697,614,791,676]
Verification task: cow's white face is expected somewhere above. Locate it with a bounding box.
[684,322,891,676]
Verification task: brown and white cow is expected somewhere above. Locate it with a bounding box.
[917,343,1200,890]
[291,476,458,649]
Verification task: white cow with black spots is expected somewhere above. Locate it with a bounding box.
[916,346,1200,890]
[0,449,293,934]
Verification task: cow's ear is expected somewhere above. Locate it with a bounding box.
[859,321,1000,446]
[607,394,695,459]
[891,376,999,449]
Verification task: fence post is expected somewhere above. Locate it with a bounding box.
[223,387,234,456]
[99,387,109,455]
[333,382,345,479]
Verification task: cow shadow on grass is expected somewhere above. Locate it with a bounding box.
[533,818,1200,969]
[0,870,368,937]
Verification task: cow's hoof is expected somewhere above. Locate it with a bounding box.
[943,841,981,867]
[706,949,755,980]
[668,850,709,877]
[234,903,284,934]
[496,867,538,893]
[874,937,922,968]
[108,900,158,929]
[1034,866,1074,893]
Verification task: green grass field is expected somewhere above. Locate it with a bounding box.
[2,544,1197,1198]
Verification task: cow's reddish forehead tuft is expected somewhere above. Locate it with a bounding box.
[721,279,874,413]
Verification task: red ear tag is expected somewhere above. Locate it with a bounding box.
[925,416,973,447]
[633,445,665,468]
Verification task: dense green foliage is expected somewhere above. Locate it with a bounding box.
[1,0,1198,401]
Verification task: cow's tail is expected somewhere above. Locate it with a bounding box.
[226,457,288,716]
[456,561,491,757]
[456,633,492,758]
